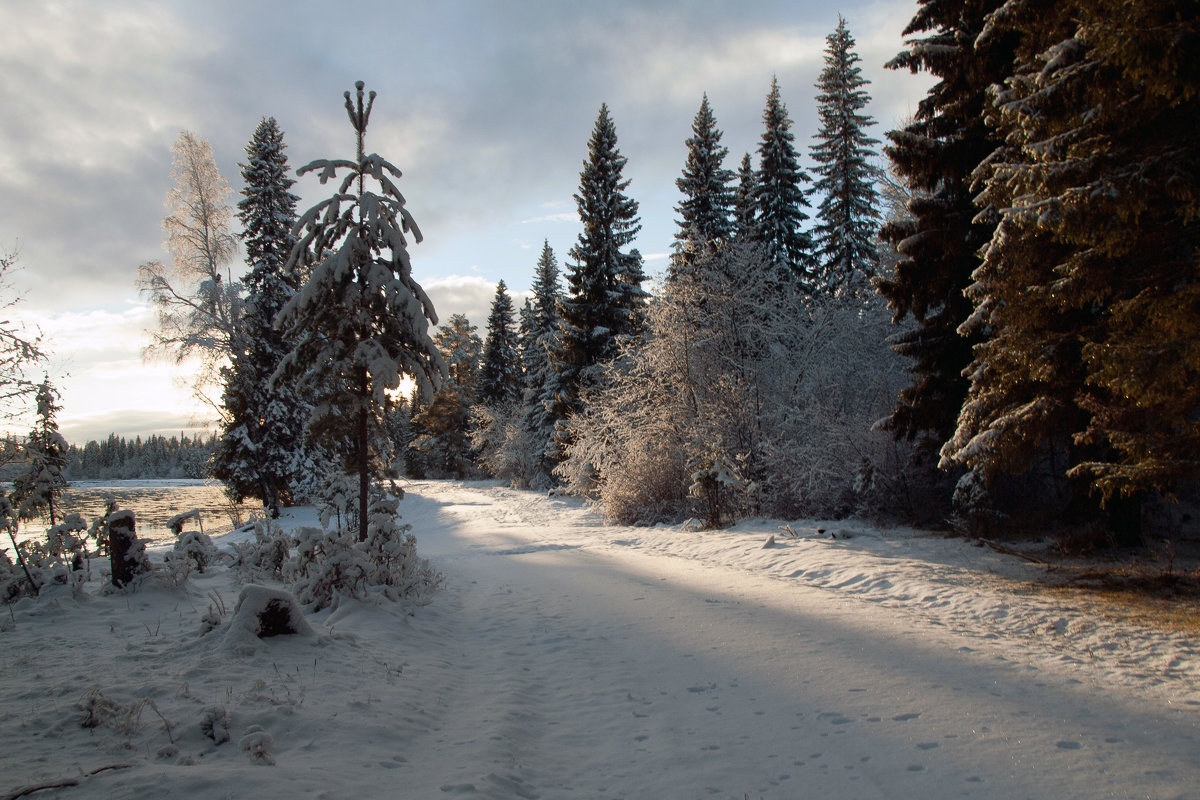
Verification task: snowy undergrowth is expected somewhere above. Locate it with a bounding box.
[0,501,440,799]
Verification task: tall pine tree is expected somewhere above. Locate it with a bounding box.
[214,117,304,517]
[876,0,1016,461]
[671,94,736,280]
[479,280,521,406]
[549,104,646,459]
[753,77,815,289]
[810,16,880,296]
[278,82,444,542]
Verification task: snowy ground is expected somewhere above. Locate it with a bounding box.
[2,479,1198,799]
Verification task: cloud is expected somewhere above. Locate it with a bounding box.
[520,213,578,225]
[59,408,216,445]
[422,275,500,331]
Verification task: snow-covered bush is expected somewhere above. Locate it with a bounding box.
[238,724,276,765]
[201,705,230,744]
[45,513,92,574]
[312,465,358,533]
[950,468,1010,537]
[469,401,542,488]
[286,492,441,611]
[559,389,689,524]
[0,545,29,603]
[230,519,292,580]
[165,529,218,577]
[689,453,750,529]
[77,689,147,736]
[558,242,911,524]
[0,505,98,598]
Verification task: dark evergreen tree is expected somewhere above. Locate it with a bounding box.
[521,242,563,481]
[411,314,481,478]
[11,378,68,524]
[941,0,1200,538]
[753,77,815,289]
[671,94,736,280]
[548,104,646,459]
[810,16,880,296]
[732,152,758,240]
[479,280,521,406]
[876,0,1016,460]
[213,117,304,517]
[278,82,444,542]
[517,297,537,376]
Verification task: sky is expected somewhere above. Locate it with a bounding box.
[0,0,934,445]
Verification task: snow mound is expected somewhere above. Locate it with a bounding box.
[222,585,315,654]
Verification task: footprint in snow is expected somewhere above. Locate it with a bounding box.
[439,784,477,794]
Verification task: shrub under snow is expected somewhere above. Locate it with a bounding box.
[557,243,913,525]
[286,493,441,610]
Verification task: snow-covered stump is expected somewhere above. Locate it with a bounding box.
[108,510,149,588]
[222,585,315,654]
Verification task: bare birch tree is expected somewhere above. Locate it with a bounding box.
[0,249,45,423]
[137,131,241,414]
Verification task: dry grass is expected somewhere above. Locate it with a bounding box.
[1033,564,1200,635]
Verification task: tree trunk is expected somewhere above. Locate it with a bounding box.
[1106,493,1144,548]
[6,530,38,596]
[358,382,370,543]
[109,511,140,588]
[261,475,281,520]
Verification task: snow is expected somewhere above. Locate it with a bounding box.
[2,479,1198,799]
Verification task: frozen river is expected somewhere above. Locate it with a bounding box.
[14,479,259,544]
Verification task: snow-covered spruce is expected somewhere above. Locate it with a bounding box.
[276,81,444,543]
[809,15,880,298]
[752,76,814,291]
[214,116,308,518]
[670,93,736,281]
[547,104,646,466]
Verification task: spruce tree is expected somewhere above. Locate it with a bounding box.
[549,104,646,458]
[810,16,880,296]
[732,153,758,240]
[214,117,304,517]
[875,0,1016,459]
[520,242,564,481]
[411,314,481,478]
[671,94,736,280]
[278,82,444,542]
[941,0,1200,537]
[10,378,68,524]
[753,77,815,289]
[479,280,521,406]
[517,297,537,377]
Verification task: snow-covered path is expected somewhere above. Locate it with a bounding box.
[2,479,1198,799]
[393,481,1199,799]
